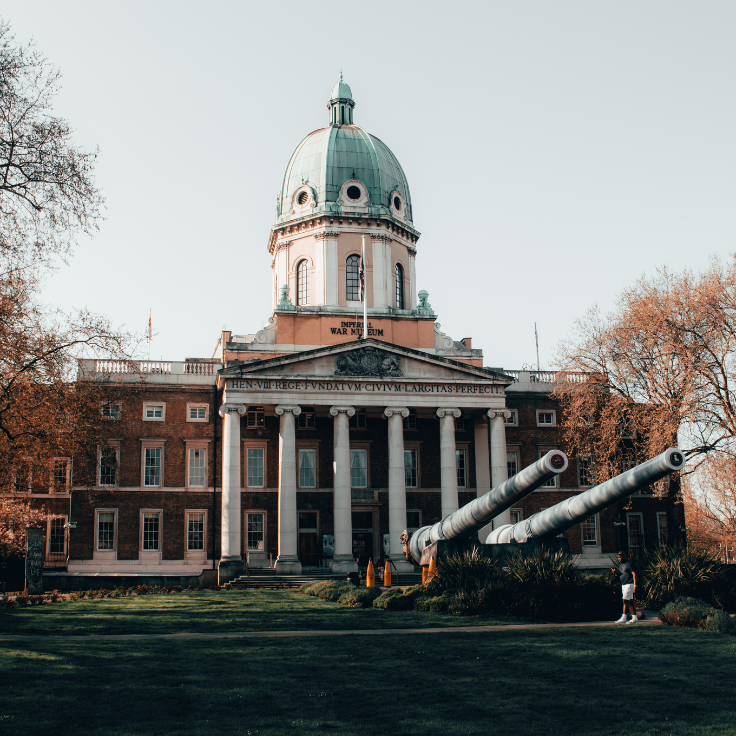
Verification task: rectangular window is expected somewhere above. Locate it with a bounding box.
[143,403,165,421]
[581,515,599,546]
[187,405,208,422]
[350,449,368,488]
[142,512,160,551]
[579,457,594,487]
[97,511,115,551]
[507,450,519,478]
[15,460,32,493]
[540,450,558,487]
[144,448,162,487]
[536,410,556,427]
[352,511,373,530]
[403,412,417,430]
[298,449,316,488]
[622,454,635,472]
[101,401,122,419]
[456,449,467,488]
[404,449,418,488]
[657,512,669,546]
[406,510,421,531]
[187,512,204,551]
[49,517,66,554]
[298,511,318,531]
[247,512,265,551]
[99,447,118,486]
[247,408,265,428]
[247,448,265,487]
[509,508,523,525]
[52,459,69,491]
[627,512,644,551]
[349,410,367,429]
[454,416,465,431]
[188,448,205,487]
[297,409,316,429]
[505,410,518,426]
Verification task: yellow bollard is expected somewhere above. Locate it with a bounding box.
[427,557,437,582]
[384,561,392,588]
[421,566,428,585]
[366,559,375,587]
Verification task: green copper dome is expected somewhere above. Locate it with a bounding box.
[275,79,413,226]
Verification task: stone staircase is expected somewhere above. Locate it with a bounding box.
[229,566,424,590]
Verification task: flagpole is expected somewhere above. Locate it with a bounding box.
[361,236,367,340]
[148,309,152,362]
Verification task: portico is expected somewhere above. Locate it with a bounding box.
[216,340,512,581]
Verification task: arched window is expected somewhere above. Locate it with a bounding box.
[346,254,360,301]
[297,259,309,306]
[395,263,404,309]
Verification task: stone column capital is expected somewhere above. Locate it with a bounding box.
[219,403,246,418]
[384,407,410,419]
[436,407,461,419]
[275,405,301,416]
[487,409,512,420]
[330,405,355,417]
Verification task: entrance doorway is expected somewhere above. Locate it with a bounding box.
[352,510,375,567]
[298,511,322,567]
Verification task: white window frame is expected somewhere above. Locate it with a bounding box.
[581,514,600,548]
[50,457,71,493]
[404,447,419,488]
[244,510,267,555]
[350,447,369,489]
[536,410,557,427]
[94,508,118,559]
[406,509,422,534]
[98,441,120,487]
[298,446,318,489]
[244,440,268,488]
[656,512,669,546]
[47,515,68,556]
[626,512,645,551]
[509,508,523,525]
[186,403,209,423]
[185,509,207,561]
[507,449,519,479]
[456,448,467,488]
[101,400,122,420]
[139,508,163,559]
[185,440,210,489]
[504,410,518,427]
[539,448,559,488]
[140,440,166,488]
[142,402,166,422]
[578,456,594,487]
[403,411,417,430]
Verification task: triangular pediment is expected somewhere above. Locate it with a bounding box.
[219,339,512,384]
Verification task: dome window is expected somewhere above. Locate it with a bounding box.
[347,186,361,201]
[393,196,401,211]
[297,191,309,206]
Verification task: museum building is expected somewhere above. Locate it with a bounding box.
[33,78,684,583]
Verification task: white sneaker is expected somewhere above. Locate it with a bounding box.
[615,614,627,623]
[626,615,638,624]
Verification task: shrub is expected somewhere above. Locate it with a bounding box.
[338,587,382,608]
[425,550,498,595]
[658,596,716,629]
[414,590,457,614]
[643,545,725,606]
[704,610,736,635]
[315,581,356,602]
[373,585,424,610]
[504,549,579,585]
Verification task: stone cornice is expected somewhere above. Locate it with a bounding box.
[314,231,341,240]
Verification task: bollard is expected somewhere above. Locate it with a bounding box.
[384,561,392,588]
[427,557,437,582]
[366,559,375,587]
[421,566,428,585]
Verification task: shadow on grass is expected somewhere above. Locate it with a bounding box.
[0,627,734,736]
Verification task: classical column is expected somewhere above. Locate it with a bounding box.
[275,405,302,574]
[330,405,358,573]
[474,414,492,543]
[384,407,414,572]
[488,409,512,532]
[436,407,461,517]
[218,403,246,584]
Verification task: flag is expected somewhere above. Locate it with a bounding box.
[359,251,365,302]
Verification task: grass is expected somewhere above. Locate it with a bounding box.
[0,589,528,636]
[1,627,736,735]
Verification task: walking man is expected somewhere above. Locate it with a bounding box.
[612,551,638,624]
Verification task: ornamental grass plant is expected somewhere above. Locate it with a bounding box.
[504,549,579,585]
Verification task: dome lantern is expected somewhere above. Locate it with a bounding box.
[328,73,355,126]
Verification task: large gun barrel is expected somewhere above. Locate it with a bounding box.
[488,448,685,544]
[408,450,569,564]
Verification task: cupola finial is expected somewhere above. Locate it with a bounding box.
[328,75,355,126]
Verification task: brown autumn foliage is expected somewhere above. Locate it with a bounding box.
[553,256,736,533]
[0,20,138,550]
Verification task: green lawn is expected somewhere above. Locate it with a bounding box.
[1,592,735,735]
[0,589,527,636]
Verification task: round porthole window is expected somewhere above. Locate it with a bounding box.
[297,191,309,206]
[393,196,401,211]
[347,185,361,200]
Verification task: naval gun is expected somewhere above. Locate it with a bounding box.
[406,450,569,565]
[404,448,685,566]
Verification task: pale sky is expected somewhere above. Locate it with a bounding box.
[5,1,736,369]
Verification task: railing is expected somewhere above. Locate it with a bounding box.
[504,370,589,384]
[184,362,216,376]
[86,360,221,380]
